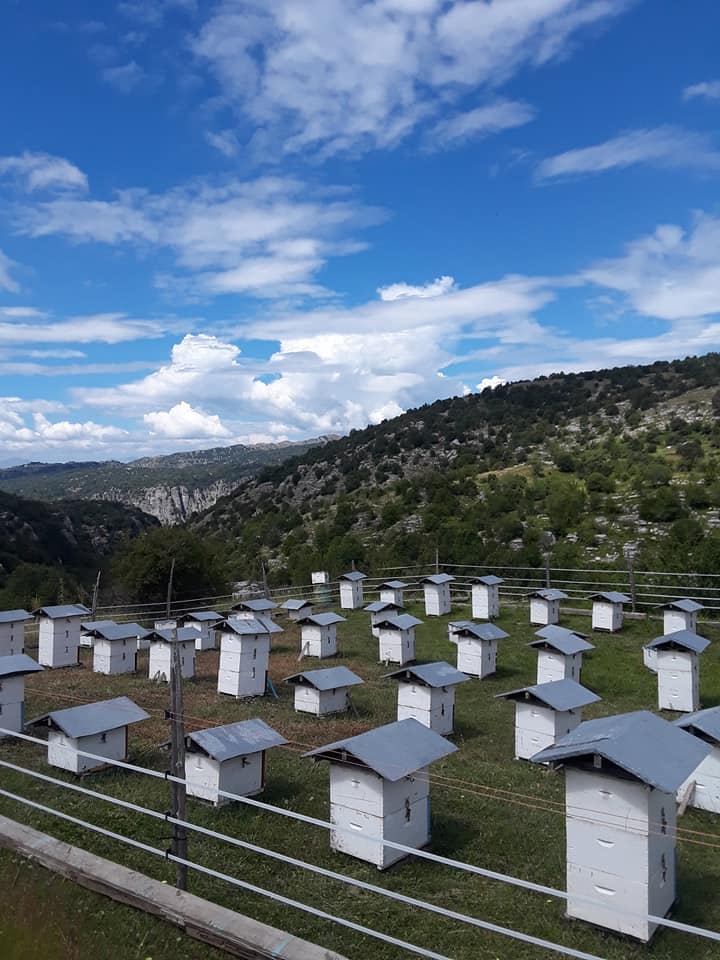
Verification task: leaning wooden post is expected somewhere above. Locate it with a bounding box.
[91,570,101,619]
[169,636,188,891]
[624,544,637,613]
[166,557,176,619]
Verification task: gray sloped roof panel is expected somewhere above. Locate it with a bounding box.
[33,604,91,619]
[376,613,423,630]
[180,610,222,623]
[496,679,601,711]
[218,617,282,636]
[589,591,631,604]
[420,573,455,585]
[284,666,364,691]
[304,718,457,780]
[530,625,594,655]
[0,654,43,678]
[661,598,704,613]
[645,630,710,654]
[532,710,711,792]
[80,620,117,633]
[379,580,409,589]
[281,598,313,611]
[383,661,470,688]
[527,589,568,601]
[469,575,505,585]
[363,600,403,613]
[232,598,278,612]
[0,609,33,624]
[339,571,367,581]
[90,623,144,642]
[674,706,720,744]
[147,627,198,644]
[33,696,149,738]
[298,612,346,627]
[450,622,509,642]
[187,718,287,761]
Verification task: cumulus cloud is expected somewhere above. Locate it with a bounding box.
[378,275,455,301]
[476,375,506,391]
[0,151,88,193]
[192,0,630,156]
[537,127,720,180]
[144,401,231,438]
[683,80,720,101]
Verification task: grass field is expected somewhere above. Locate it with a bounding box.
[1,602,720,960]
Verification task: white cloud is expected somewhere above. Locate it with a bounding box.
[0,151,88,193]
[428,100,535,149]
[102,60,146,93]
[378,274,455,301]
[144,400,232,438]
[476,375,506,391]
[537,127,720,179]
[584,213,720,321]
[0,311,169,345]
[205,129,240,157]
[0,249,20,293]
[193,0,629,156]
[13,175,383,299]
[683,80,720,102]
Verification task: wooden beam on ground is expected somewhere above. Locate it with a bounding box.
[0,814,348,960]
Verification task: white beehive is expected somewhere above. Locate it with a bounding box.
[35,604,90,669]
[231,598,278,621]
[496,679,600,761]
[644,630,709,713]
[674,707,720,814]
[179,611,222,651]
[0,654,43,737]
[534,711,711,941]
[364,600,404,638]
[527,589,568,626]
[88,624,139,676]
[378,580,409,607]
[384,662,469,735]
[447,622,509,679]
[0,610,33,657]
[420,574,454,616]
[284,666,363,716]
[304,718,457,869]
[338,571,367,610]
[298,612,346,658]
[30,696,149,774]
[529,625,595,684]
[660,598,703,634]
[185,718,287,806]
[589,591,631,632]
[377,614,422,665]
[217,616,281,698]
[148,627,197,682]
[281,598,314,621]
[470,575,504,620]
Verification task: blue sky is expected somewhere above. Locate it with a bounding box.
[1,0,720,464]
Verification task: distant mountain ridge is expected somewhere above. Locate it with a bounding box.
[0,436,335,523]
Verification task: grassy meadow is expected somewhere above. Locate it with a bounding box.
[1,601,720,960]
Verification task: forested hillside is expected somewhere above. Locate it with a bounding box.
[194,353,720,584]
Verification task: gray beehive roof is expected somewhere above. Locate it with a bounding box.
[379,580,409,590]
[298,612,346,627]
[661,598,704,613]
[0,654,43,679]
[383,661,470,689]
[589,591,631,604]
[0,609,32,624]
[674,706,720,745]
[420,573,455,585]
[281,598,313,611]
[147,626,199,644]
[496,679,601,712]
[187,718,287,761]
[338,570,367,582]
[80,619,117,633]
[364,600,403,613]
[31,696,149,738]
[532,710,711,792]
[304,718,457,781]
[376,613,423,631]
[530,625,594,655]
[469,575,504,586]
[644,630,710,655]
[33,603,91,619]
[232,598,278,612]
[179,610,222,623]
[88,623,144,642]
[284,666,364,691]
[450,622,509,642]
[527,589,568,601]
[219,616,283,636]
